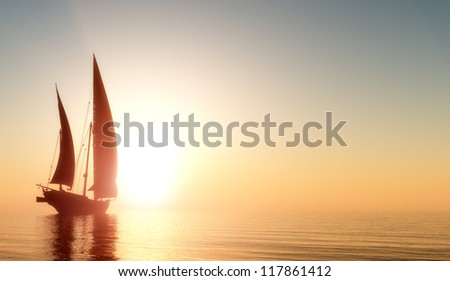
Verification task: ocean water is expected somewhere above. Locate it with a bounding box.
[0,211,449,261]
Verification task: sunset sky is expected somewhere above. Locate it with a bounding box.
[0,0,449,214]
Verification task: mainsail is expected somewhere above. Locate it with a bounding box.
[90,56,118,199]
[50,87,75,188]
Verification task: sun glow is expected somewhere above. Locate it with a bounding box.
[117,146,178,208]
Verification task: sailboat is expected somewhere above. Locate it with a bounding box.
[36,55,118,215]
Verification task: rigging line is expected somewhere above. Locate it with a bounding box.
[47,131,60,185]
[73,90,93,190]
[74,128,90,194]
[74,147,85,194]
[75,99,91,175]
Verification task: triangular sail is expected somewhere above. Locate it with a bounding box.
[50,87,75,188]
[90,56,118,199]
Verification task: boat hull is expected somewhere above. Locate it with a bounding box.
[39,189,109,215]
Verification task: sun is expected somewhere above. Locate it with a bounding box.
[117,146,178,207]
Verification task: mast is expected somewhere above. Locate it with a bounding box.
[83,123,92,197]
[89,55,118,199]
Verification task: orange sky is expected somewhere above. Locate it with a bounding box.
[1,1,449,214]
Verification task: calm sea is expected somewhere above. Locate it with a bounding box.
[0,211,449,260]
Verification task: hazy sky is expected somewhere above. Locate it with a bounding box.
[1,0,449,213]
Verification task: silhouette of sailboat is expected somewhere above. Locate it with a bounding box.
[36,56,118,215]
